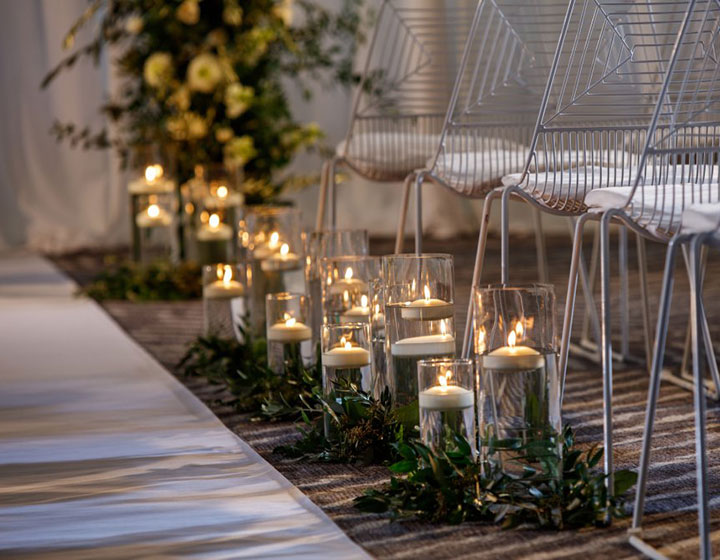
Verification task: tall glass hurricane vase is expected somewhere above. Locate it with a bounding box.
[474,284,561,479]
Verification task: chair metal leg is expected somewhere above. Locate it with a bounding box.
[560,214,593,404]
[631,236,683,534]
[581,221,601,347]
[689,234,712,560]
[636,234,654,371]
[600,210,618,519]
[414,173,426,256]
[461,190,500,359]
[532,207,549,283]
[619,226,631,359]
[395,173,414,254]
[315,160,332,231]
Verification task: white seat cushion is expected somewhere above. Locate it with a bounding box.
[681,202,720,234]
[432,149,529,197]
[337,132,440,179]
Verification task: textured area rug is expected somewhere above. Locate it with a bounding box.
[53,234,720,559]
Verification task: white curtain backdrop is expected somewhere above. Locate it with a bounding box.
[0,0,563,253]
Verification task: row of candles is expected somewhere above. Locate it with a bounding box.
[200,218,559,463]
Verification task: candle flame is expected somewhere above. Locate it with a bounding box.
[209,213,220,228]
[340,336,347,345]
[343,290,349,303]
[508,330,517,349]
[147,204,160,218]
[222,265,232,285]
[216,185,228,199]
[269,231,280,248]
[345,267,353,281]
[515,321,524,339]
[280,243,289,256]
[284,313,296,327]
[411,279,416,294]
[344,340,352,350]
[423,284,431,301]
[360,294,368,308]
[437,369,452,392]
[144,164,163,183]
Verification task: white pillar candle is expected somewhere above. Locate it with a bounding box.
[401,285,453,320]
[323,342,371,368]
[340,295,371,323]
[204,265,245,299]
[267,316,312,342]
[329,267,368,295]
[419,385,474,410]
[197,213,233,242]
[135,204,172,228]
[261,243,300,272]
[391,333,455,357]
[481,330,544,370]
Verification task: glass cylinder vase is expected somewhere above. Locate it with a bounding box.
[321,322,373,437]
[266,292,313,375]
[474,284,561,478]
[383,254,456,410]
[418,358,476,455]
[203,263,247,341]
[244,206,304,336]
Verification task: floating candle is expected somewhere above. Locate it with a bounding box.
[340,295,371,323]
[322,337,371,368]
[401,285,453,320]
[419,383,474,410]
[197,213,233,241]
[267,314,312,342]
[128,164,175,194]
[261,243,300,272]
[391,333,455,357]
[253,231,282,260]
[481,326,543,370]
[135,203,172,228]
[203,184,244,208]
[329,267,368,295]
[203,264,244,299]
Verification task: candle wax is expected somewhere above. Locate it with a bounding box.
[135,209,172,228]
[401,298,453,320]
[482,344,544,370]
[322,346,371,368]
[329,278,368,295]
[267,320,312,343]
[203,280,245,299]
[391,334,455,357]
[419,385,474,410]
[260,253,300,272]
[340,306,371,323]
[197,223,233,242]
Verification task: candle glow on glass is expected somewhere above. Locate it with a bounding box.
[401,283,453,320]
[204,263,244,298]
[483,320,543,370]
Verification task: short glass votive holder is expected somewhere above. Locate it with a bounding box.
[245,206,304,335]
[383,254,456,409]
[370,276,387,399]
[418,359,476,455]
[127,145,177,263]
[195,208,234,265]
[322,322,373,437]
[203,263,247,341]
[474,284,561,478]
[266,292,313,375]
[321,256,380,326]
[304,230,369,348]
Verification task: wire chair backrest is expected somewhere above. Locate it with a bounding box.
[429,0,571,197]
[341,0,479,181]
[520,0,720,234]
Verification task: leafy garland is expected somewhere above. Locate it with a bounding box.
[354,427,637,529]
[82,259,201,301]
[179,333,319,420]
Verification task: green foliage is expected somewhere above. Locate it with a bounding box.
[42,0,367,200]
[82,259,201,300]
[354,426,637,530]
[276,381,418,465]
[178,333,320,420]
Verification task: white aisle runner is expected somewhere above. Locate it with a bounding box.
[0,254,369,559]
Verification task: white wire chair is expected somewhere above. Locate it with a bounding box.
[315,0,478,243]
[464,0,720,521]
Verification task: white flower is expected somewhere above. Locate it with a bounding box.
[186,112,207,139]
[274,0,293,26]
[224,136,256,168]
[143,52,173,89]
[125,16,143,35]
[224,83,254,118]
[215,127,234,143]
[176,0,200,25]
[187,53,223,93]
[167,86,191,111]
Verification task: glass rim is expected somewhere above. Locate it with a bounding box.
[417,358,474,368]
[382,253,453,261]
[320,255,380,264]
[305,228,369,237]
[475,283,554,293]
[322,321,370,330]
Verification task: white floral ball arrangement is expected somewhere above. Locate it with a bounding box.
[44,0,364,202]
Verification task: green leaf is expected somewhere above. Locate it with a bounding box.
[389,459,417,473]
[613,470,638,496]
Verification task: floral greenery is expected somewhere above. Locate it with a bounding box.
[82,258,201,300]
[275,382,418,465]
[42,0,366,202]
[178,333,320,420]
[354,426,637,530]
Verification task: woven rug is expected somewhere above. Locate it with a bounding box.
[52,234,720,559]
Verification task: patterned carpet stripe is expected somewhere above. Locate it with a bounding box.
[52,234,720,559]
